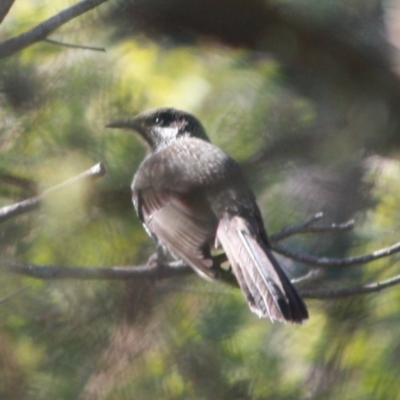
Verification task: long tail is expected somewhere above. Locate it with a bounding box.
[216,215,308,323]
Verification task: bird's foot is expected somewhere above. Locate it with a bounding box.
[146,252,162,268]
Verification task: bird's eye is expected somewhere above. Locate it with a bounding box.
[154,117,163,125]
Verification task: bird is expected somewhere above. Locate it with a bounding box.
[106,107,308,323]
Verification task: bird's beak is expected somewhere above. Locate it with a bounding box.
[105,118,141,130]
[106,117,153,149]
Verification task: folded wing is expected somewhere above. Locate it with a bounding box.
[135,188,218,281]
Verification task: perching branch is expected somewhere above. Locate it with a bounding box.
[1,257,400,299]
[0,162,106,223]
[0,0,109,59]
[2,165,400,300]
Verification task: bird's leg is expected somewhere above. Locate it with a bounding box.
[156,243,169,264]
[146,243,169,268]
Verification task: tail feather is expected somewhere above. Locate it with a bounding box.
[217,215,308,323]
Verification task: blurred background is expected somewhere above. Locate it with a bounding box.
[2,0,400,398]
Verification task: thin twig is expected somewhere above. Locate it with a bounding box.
[290,269,322,284]
[44,38,106,52]
[270,212,355,242]
[0,162,106,223]
[0,0,109,59]
[270,212,323,242]
[300,273,400,299]
[272,241,400,267]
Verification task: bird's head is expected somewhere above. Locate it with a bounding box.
[106,107,210,151]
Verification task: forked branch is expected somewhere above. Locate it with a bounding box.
[0,0,109,59]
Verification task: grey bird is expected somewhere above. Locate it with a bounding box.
[107,107,308,323]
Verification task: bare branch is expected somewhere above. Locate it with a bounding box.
[0,0,109,59]
[272,241,400,267]
[300,273,400,299]
[270,212,355,242]
[4,257,400,302]
[0,162,106,223]
[44,38,106,52]
[2,199,400,301]
[270,212,323,241]
[0,259,192,280]
[0,0,15,24]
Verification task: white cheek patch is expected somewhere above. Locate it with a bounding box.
[155,127,179,143]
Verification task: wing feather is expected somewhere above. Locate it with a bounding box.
[136,188,218,280]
